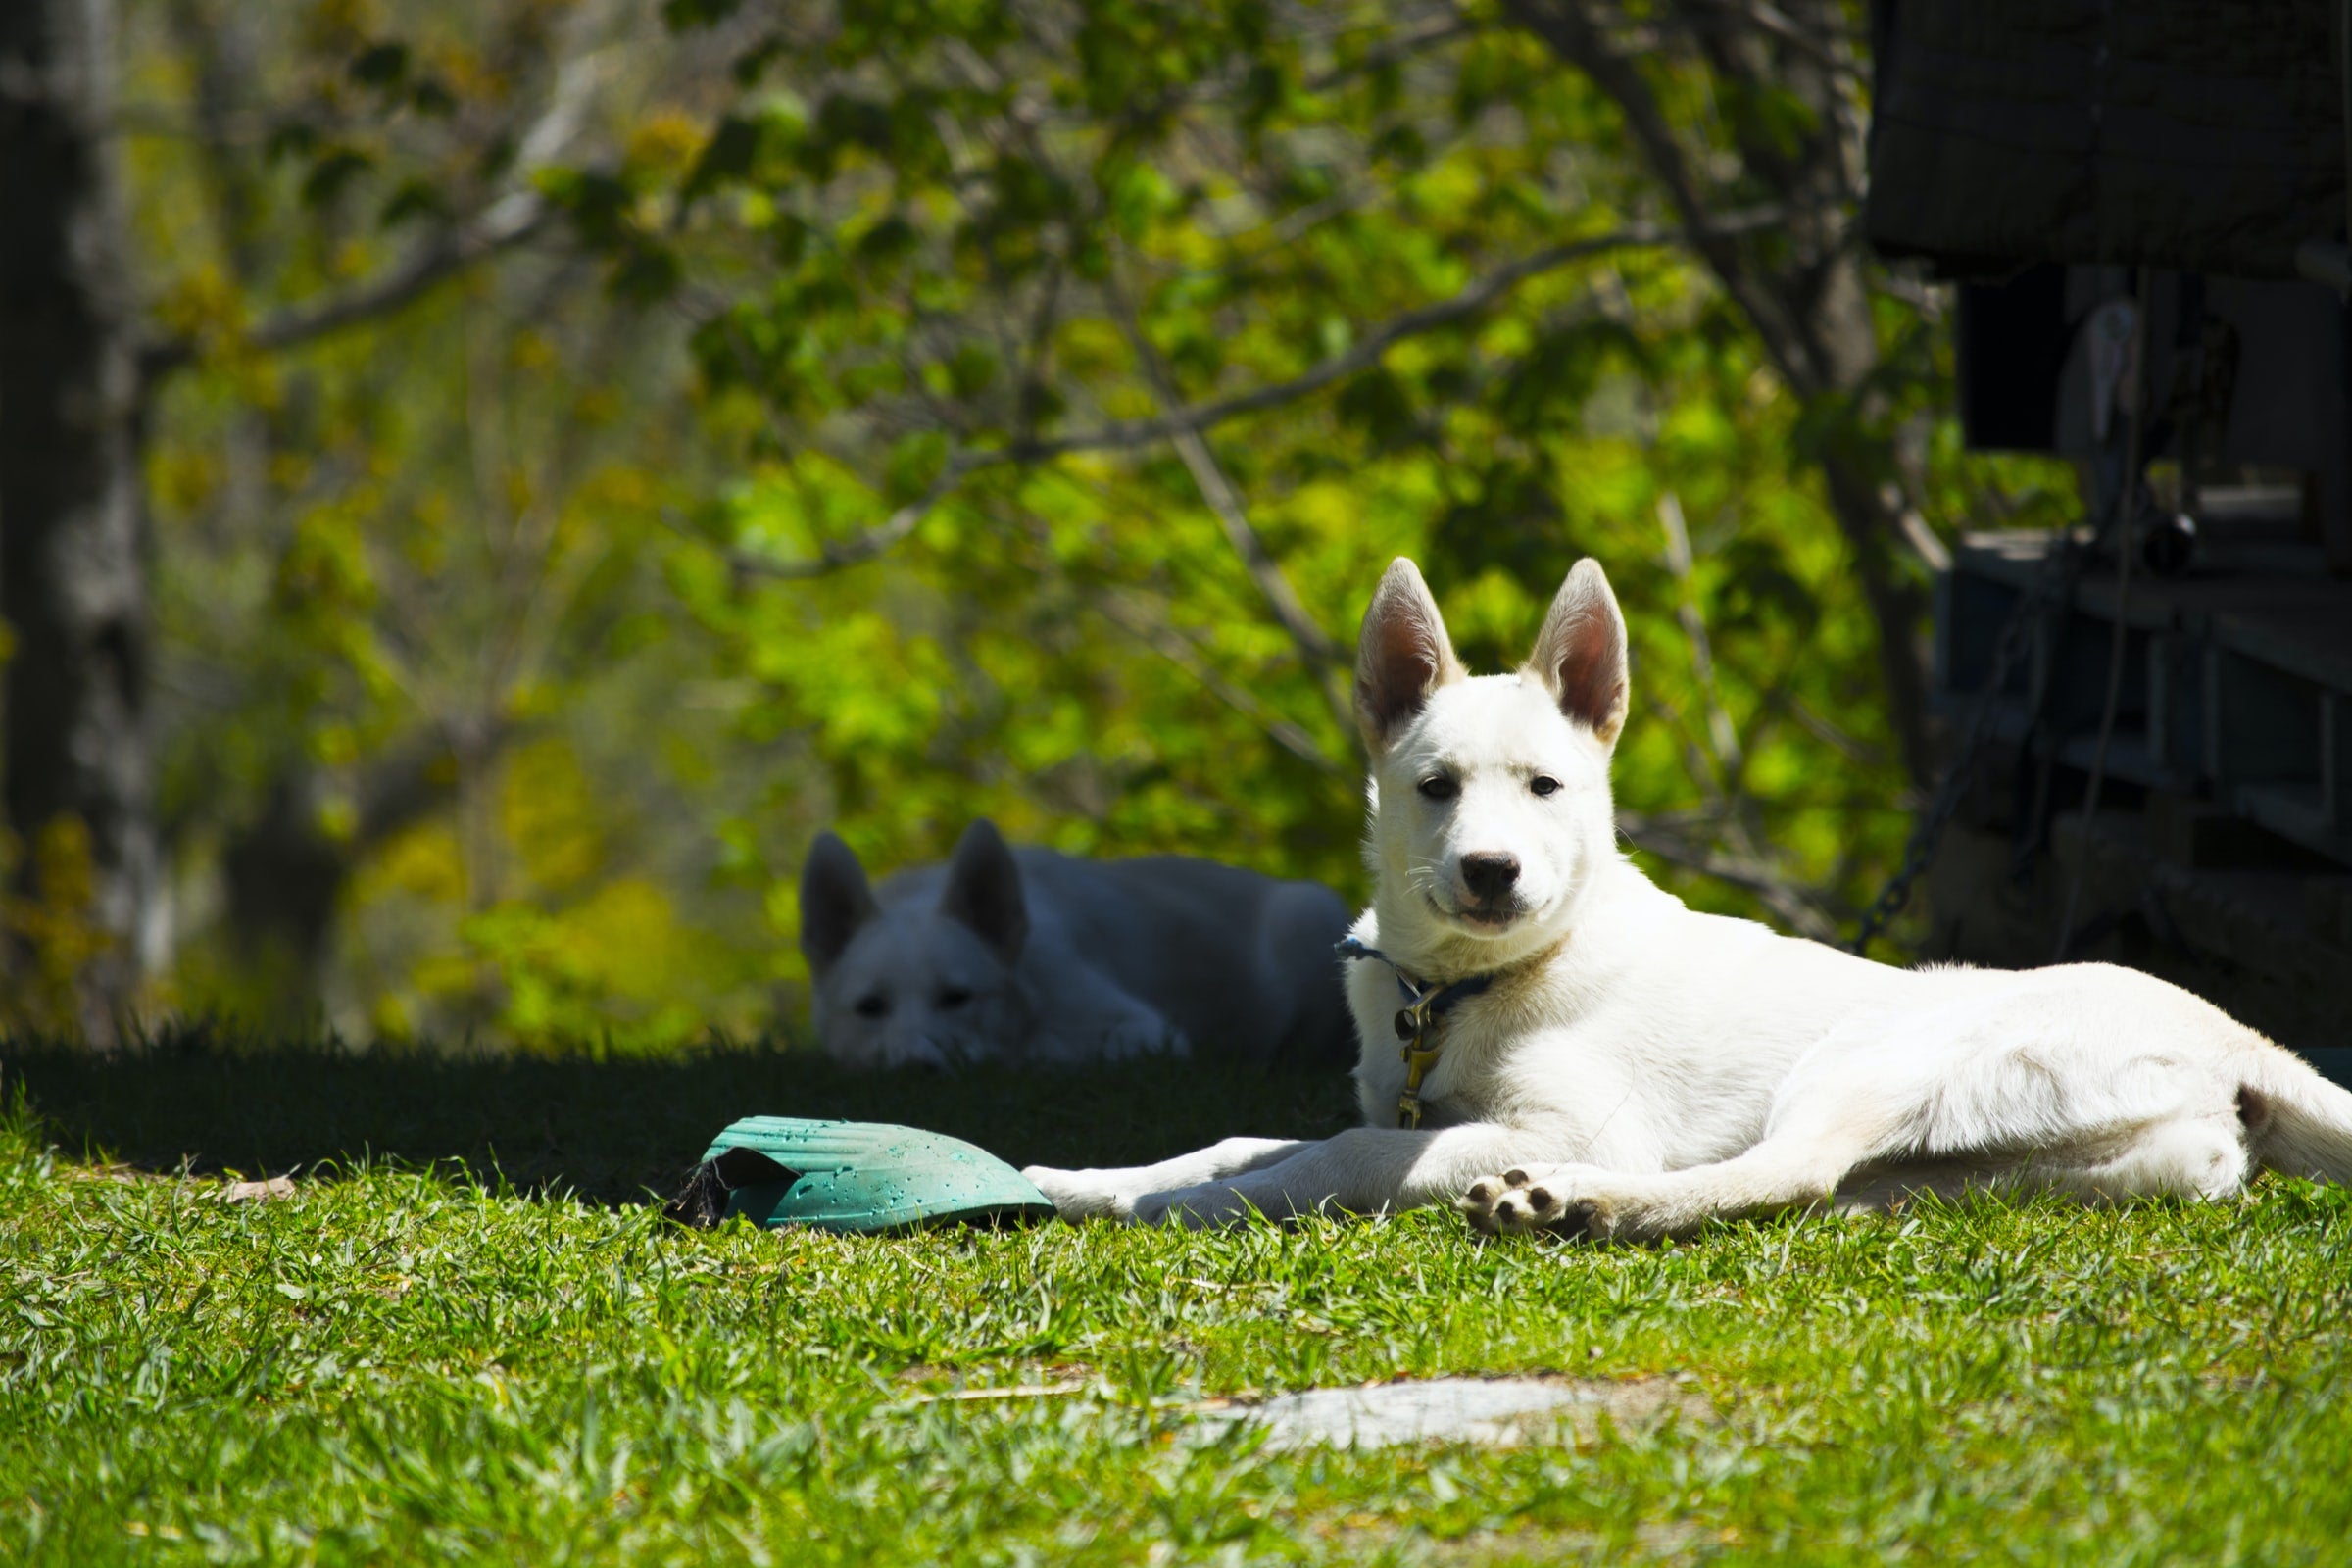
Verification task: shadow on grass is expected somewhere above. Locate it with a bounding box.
[0,1031,1360,1206]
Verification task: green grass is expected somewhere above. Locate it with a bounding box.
[5,1038,2352,1566]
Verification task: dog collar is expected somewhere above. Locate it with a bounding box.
[1336,937,1498,1130]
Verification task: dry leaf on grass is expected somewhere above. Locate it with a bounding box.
[215,1176,298,1203]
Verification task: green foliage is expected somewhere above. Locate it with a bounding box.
[631,0,2056,954]
[5,1049,2352,1563]
[0,822,117,1038]
[130,2,777,1046]
[115,1,2075,1051]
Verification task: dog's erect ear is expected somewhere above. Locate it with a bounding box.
[1526,558,1631,748]
[801,831,879,977]
[939,817,1029,962]
[1353,558,1466,754]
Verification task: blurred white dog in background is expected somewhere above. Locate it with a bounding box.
[800,819,1354,1070]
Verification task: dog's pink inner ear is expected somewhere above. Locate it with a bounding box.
[1529,560,1630,747]
[940,817,1029,962]
[800,832,878,977]
[1353,559,1464,751]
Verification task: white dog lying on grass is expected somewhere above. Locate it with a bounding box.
[1024,556,2352,1236]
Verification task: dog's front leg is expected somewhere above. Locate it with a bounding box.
[1028,969,1192,1063]
[1022,1137,1311,1220]
[1131,1123,1572,1228]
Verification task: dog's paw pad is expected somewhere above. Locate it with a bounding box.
[1458,1165,1614,1240]
[1461,1171,1542,1237]
[1549,1196,1618,1239]
[1457,1173,1514,1236]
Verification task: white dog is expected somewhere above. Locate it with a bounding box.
[1022,557,2352,1235]
[800,819,1355,1069]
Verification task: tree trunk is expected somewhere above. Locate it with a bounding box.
[1503,0,1942,792]
[0,0,160,1046]
[221,724,508,1028]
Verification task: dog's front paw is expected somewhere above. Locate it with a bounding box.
[1458,1164,1621,1240]
[1020,1164,1136,1222]
[1131,1181,1270,1229]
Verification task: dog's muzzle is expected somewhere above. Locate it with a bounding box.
[1449,852,1527,928]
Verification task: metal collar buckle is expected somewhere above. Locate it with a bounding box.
[1337,937,1496,1131]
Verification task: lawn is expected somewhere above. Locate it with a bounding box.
[4,1037,2350,1566]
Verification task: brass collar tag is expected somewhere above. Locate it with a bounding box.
[1339,937,1498,1130]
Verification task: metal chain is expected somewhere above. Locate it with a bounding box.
[1845,546,2081,956]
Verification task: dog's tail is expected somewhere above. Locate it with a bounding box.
[2239,1043,2352,1184]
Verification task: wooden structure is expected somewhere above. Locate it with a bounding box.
[1940,525,2352,870]
[1864,2,2352,1058]
[1928,522,2352,1055]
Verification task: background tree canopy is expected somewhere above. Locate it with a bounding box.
[0,0,2071,1052]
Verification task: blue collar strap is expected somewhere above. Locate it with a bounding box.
[1337,936,1499,1129]
[1336,936,1498,1018]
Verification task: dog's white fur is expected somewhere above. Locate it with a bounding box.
[801,819,1354,1069]
[1022,557,2352,1235]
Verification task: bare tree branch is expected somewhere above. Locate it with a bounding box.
[1301,14,1486,92]
[1091,591,1348,776]
[1495,0,1819,389]
[1656,490,1743,782]
[1672,0,1859,78]
[1024,10,1484,136]
[1781,689,1889,770]
[1636,506,1849,940]
[715,451,970,581]
[997,207,1787,466]
[1499,0,1939,788]
[705,212,1787,589]
[138,24,617,383]
[142,193,552,382]
[1102,269,1354,743]
[1618,811,1840,940]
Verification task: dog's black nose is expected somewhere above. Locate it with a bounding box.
[1459,852,1520,903]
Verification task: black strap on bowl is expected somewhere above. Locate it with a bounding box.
[662,1146,804,1229]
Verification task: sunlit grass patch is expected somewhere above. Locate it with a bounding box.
[4,1045,2351,1565]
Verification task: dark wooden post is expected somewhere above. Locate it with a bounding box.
[0,0,160,1047]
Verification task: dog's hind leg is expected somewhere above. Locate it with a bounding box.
[1468,995,2260,1239]
[2034,1110,2250,1202]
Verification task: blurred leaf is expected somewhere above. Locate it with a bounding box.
[661,0,746,31]
[120,0,2076,1052]
[377,176,449,229]
[299,147,374,208]
[348,40,409,91]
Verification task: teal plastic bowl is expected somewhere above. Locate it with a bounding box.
[669,1117,1058,1235]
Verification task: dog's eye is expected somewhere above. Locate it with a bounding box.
[853,994,890,1019]
[936,987,972,1010]
[1530,775,1561,798]
[1416,775,1458,802]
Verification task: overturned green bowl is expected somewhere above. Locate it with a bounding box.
[666,1117,1058,1235]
